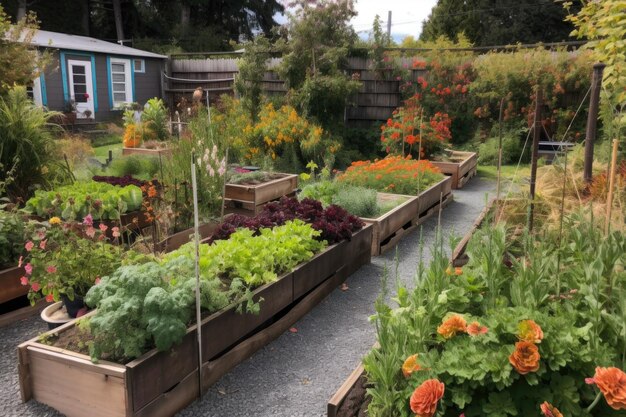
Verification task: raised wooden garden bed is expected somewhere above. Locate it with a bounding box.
[451,198,496,267]
[432,151,478,189]
[18,224,373,417]
[122,147,172,157]
[0,266,28,305]
[361,176,453,256]
[224,173,298,216]
[0,266,48,329]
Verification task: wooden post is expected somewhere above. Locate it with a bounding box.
[584,63,606,183]
[605,139,619,235]
[528,87,542,232]
[496,97,505,200]
[387,11,392,43]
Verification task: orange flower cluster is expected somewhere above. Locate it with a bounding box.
[437,314,467,339]
[517,320,544,344]
[467,321,488,336]
[339,155,443,195]
[587,367,626,410]
[402,354,422,378]
[540,402,563,417]
[409,379,445,417]
[509,341,540,374]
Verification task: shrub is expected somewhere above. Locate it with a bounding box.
[56,135,94,170]
[478,130,530,165]
[109,155,159,179]
[141,98,169,141]
[0,210,24,268]
[0,86,71,201]
[332,185,378,218]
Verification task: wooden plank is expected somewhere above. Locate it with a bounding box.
[327,363,365,417]
[0,266,28,304]
[27,345,126,377]
[292,241,347,300]
[224,173,298,205]
[27,346,127,417]
[18,342,32,402]
[155,222,220,253]
[417,176,453,217]
[451,198,496,267]
[122,147,172,157]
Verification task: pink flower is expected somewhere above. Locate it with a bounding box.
[83,214,93,226]
[24,263,33,275]
[112,227,120,238]
[20,276,29,286]
[45,293,54,302]
[25,241,34,252]
[36,230,46,240]
[31,282,41,292]
[18,256,23,268]
[99,223,108,232]
[85,226,96,238]
[95,277,101,285]
[46,265,57,274]
[39,239,47,250]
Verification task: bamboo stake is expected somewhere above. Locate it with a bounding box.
[605,139,619,235]
[528,87,542,233]
[496,97,505,200]
[191,154,203,399]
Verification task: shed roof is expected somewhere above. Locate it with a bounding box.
[24,29,167,59]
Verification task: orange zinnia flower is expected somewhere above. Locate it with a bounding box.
[402,354,421,378]
[467,321,488,336]
[454,267,462,276]
[588,367,626,410]
[518,320,544,344]
[540,402,563,417]
[410,379,445,417]
[437,314,467,339]
[509,341,540,374]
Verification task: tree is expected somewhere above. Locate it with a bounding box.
[421,0,582,47]
[276,0,361,131]
[0,5,50,96]
[235,35,271,122]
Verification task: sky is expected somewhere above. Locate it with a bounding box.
[275,0,439,43]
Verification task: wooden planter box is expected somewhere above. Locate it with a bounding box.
[361,176,453,256]
[224,173,298,216]
[328,363,367,417]
[432,151,478,189]
[122,147,172,157]
[0,266,28,305]
[18,225,373,417]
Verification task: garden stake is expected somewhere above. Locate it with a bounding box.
[191,154,203,400]
[583,63,606,184]
[528,87,542,233]
[496,97,505,200]
[605,138,619,235]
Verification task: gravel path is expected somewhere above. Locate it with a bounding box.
[1,177,494,417]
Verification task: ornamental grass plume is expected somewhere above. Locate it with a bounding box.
[409,379,445,417]
[437,314,467,339]
[586,367,626,410]
[517,320,544,344]
[540,401,564,417]
[402,354,421,378]
[509,341,540,375]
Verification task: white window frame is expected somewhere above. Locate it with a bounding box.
[110,57,133,108]
[26,77,43,107]
[134,59,145,73]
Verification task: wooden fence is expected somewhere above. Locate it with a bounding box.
[164,56,425,127]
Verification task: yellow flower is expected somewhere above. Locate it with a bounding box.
[49,217,62,225]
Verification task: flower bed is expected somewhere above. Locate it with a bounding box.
[330,207,626,417]
[18,223,373,417]
[224,172,298,216]
[431,150,478,189]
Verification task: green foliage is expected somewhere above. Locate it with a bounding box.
[333,185,379,218]
[108,155,159,179]
[276,0,361,132]
[85,220,326,362]
[420,0,578,47]
[141,98,169,141]
[22,219,122,304]
[24,181,143,220]
[235,35,271,122]
[0,209,25,268]
[0,86,72,201]
[363,212,626,416]
[478,129,530,165]
[0,5,51,96]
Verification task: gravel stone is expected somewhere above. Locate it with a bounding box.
[0,177,494,417]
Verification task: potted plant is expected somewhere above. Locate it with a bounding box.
[62,99,77,125]
[19,214,122,318]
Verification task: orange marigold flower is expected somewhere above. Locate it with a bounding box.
[540,402,563,417]
[410,379,445,417]
[509,341,540,375]
[437,314,467,339]
[588,367,626,410]
[402,354,422,378]
[454,267,462,276]
[518,320,544,344]
[467,321,488,336]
